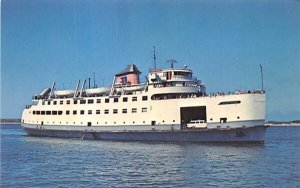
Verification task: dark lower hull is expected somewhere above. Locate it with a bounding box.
[23,126,267,143]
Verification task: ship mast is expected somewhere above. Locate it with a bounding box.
[153,46,157,69]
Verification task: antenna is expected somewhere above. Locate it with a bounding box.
[167,59,177,68]
[153,46,157,69]
[260,64,264,91]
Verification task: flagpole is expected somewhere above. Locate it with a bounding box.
[260,64,264,91]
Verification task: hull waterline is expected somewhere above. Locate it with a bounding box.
[23,125,267,143]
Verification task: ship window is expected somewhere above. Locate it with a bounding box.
[88,110,92,114]
[66,110,70,115]
[142,96,148,101]
[33,111,36,115]
[80,110,84,115]
[66,100,70,104]
[88,99,94,104]
[58,111,63,115]
[60,101,63,105]
[80,100,86,104]
[41,111,45,115]
[132,108,137,113]
[74,100,78,104]
[113,109,118,114]
[114,98,118,103]
[105,98,109,103]
[104,109,109,114]
[123,97,128,102]
[220,118,227,123]
[73,110,77,115]
[219,101,241,105]
[48,101,51,105]
[53,101,57,105]
[132,97,137,101]
[52,111,57,115]
[46,111,51,115]
[96,110,100,114]
[36,111,41,115]
[122,109,127,114]
[142,108,147,113]
[97,99,101,103]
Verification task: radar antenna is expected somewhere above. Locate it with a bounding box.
[167,59,177,68]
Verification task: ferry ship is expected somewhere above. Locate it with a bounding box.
[21,58,266,143]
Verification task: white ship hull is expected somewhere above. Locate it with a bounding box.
[21,63,266,143]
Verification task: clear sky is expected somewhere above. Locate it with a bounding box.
[1,0,300,121]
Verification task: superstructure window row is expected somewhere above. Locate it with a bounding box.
[31,108,147,115]
[42,96,147,105]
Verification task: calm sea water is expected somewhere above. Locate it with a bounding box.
[1,124,299,188]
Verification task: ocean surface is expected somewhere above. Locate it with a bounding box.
[1,124,299,188]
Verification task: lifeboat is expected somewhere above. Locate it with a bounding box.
[54,90,75,97]
[115,84,146,93]
[85,87,111,96]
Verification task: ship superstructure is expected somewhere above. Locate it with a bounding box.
[21,60,266,142]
